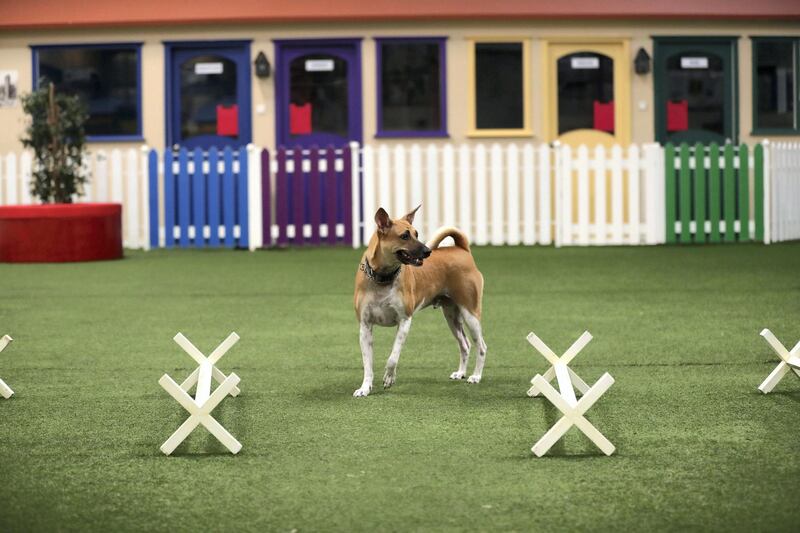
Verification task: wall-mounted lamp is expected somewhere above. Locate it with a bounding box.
[634,48,651,75]
[254,52,271,78]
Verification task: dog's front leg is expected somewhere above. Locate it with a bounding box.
[354,322,374,397]
[383,317,412,389]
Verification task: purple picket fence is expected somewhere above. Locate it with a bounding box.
[262,145,353,247]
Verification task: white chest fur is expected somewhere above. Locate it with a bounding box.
[360,283,407,327]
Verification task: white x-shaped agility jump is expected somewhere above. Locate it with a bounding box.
[527,331,615,457]
[527,331,592,398]
[160,332,242,455]
[0,335,14,399]
[758,329,800,394]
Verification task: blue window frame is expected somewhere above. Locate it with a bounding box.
[31,43,143,142]
[375,37,448,138]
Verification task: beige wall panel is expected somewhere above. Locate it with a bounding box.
[0,19,799,155]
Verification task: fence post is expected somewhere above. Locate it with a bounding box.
[490,144,504,245]
[692,143,706,243]
[722,144,736,243]
[643,143,665,245]
[678,143,692,244]
[426,144,440,240]
[522,144,536,245]
[148,149,161,249]
[348,141,360,249]
[593,145,607,245]
[4,153,17,205]
[458,144,472,241]
[538,144,551,246]
[20,152,32,204]
[576,145,590,245]
[506,144,520,245]
[393,145,406,218]
[548,141,565,248]
[125,148,139,249]
[261,148,272,248]
[628,144,641,245]
[361,145,375,246]
[247,144,262,251]
[761,140,770,244]
[738,144,750,241]
[664,143,676,243]
[324,146,336,246]
[237,146,250,249]
[474,144,488,246]
[140,146,151,251]
[442,144,455,228]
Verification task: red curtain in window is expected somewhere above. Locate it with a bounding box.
[593,101,614,133]
[290,103,312,135]
[667,100,689,132]
[216,104,239,136]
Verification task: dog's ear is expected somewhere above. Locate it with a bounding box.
[404,204,421,225]
[375,208,392,234]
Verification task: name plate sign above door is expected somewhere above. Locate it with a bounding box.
[571,57,599,69]
[195,62,224,75]
[680,57,709,69]
[305,59,335,72]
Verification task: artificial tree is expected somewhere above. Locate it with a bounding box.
[20,81,88,204]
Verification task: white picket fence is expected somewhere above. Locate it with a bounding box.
[0,148,150,249]
[357,142,665,247]
[2,141,798,252]
[555,143,665,246]
[769,142,800,243]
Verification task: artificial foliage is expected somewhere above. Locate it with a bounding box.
[20,81,88,204]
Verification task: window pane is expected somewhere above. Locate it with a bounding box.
[557,52,614,135]
[755,41,795,130]
[289,54,348,138]
[37,47,139,137]
[665,52,725,137]
[475,42,524,130]
[180,55,238,141]
[380,41,442,132]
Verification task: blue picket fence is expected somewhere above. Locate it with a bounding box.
[148,147,249,249]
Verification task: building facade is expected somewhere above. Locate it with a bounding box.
[1,0,799,154]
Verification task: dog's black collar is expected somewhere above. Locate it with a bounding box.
[360,259,401,285]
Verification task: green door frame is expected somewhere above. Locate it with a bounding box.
[653,36,739,145]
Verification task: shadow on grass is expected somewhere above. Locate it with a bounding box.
[513,397,616,460]
[138,394,252,458]
[298,374,533,403]
[757,390,800,404]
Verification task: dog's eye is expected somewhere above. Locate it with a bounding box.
[401,232,410,240]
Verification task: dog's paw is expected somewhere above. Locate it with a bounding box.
[449,371,466,380]
[467,374,482,384]
[383,370,396,389]
[353,386,371,397]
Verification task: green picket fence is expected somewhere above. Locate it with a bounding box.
[665,143,765,244]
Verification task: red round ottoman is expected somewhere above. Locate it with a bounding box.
[0,203,123,263]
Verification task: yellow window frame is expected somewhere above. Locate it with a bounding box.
[467,37,532,138]
[540,37,631,146]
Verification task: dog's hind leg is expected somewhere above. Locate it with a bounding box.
[460,308,487,384]
[443,304,471,380]
[383,317,412,389]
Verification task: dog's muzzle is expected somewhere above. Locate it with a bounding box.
[397,245,431,267]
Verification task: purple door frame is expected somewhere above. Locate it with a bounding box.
[273,38,363,148]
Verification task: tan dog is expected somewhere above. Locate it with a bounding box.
[352,206,487,397]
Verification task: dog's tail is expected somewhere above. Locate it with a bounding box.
[426,226,471,252]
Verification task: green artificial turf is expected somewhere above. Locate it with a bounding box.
[0,243,799,532]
